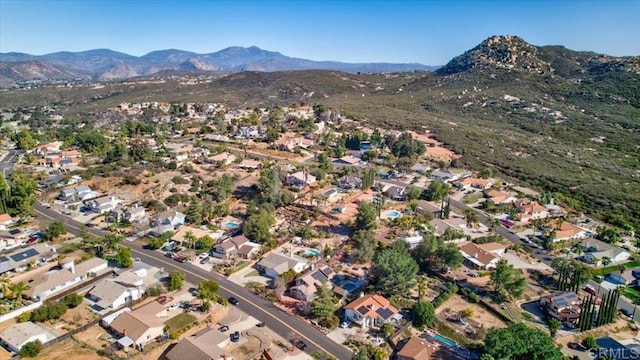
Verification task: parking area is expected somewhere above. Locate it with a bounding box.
[327,322,368,345]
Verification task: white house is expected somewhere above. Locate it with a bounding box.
[0,322,57,353]
[153,210,186,229]
[256,252,309,279]
[286,171,316,188]
[343,294,400,329]
[211,235,260,259]
[458,242,506,270]
[85,195,121,214]
[23,258,109,301]
[88,280,142,311]
[58,185,98,202]
[0,213,14,231]
[124,205,147,223]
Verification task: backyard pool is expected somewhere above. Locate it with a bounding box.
[386,210,402,219]
[224,221,240,228]
[433,334,457,347]
[304,249,321,257]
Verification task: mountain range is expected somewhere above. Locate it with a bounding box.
[0,46,437,86]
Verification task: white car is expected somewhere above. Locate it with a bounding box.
[167,303,180,311]
[340,321,351,328]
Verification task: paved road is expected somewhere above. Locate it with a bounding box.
[0,149,20,181]
[33,202,352,360]
[382,178,639,322]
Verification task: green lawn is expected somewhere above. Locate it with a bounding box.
[624,286,640,301]
[164,313,197,334]
[463,193,484,204]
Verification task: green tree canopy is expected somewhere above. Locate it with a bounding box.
[243,209,276,246]
[311,283,338,319]
[422,181,450,202]
[168,271,185,291]
[372,247,419,296]
[483,323,563,360]
[490,260,526,301]
[115,246,133,268]
[44,220,66,241]
[351,230,377,263]
[355,201,377,231]
[412,300,436,328]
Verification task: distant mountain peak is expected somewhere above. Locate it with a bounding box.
[437,35,552,75]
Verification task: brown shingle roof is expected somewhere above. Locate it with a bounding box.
[397,336,434,360]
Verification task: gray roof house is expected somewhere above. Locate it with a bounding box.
[0,322,57,353]
[211,235,260,259]
[289,265,335,302]
[256,252,309,279]
[336,175,362,190]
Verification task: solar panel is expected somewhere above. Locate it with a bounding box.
[566,293,578,300]
[357,305,369,315]
[0,256,8,263]
[555,298,567,307]
[321,267,334,277]
[9,248,39,262]
[376,307,394,320]
[311,271,326,281]
[8,229,20,235]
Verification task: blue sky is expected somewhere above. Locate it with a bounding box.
[1,0,638,65]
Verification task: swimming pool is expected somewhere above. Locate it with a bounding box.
[304,249,321,257]
[224,221,239,228]
[386,210,402,219]
[433,334,457,347]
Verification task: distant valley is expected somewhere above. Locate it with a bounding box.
[0,46,438,87]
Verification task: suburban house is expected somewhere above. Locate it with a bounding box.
[88,279,142,311]
[85,195,121,214]
[410,163,431,175]
[454,177,494,190]
[429,169,464,183]
[0,322,57,353]
[579,238,630,266]
[540,291,581,323]
[416,200,440,218]
[58,185,99,202]
[606,269,638,286]
[109,302,166,349]
[286,171,316,188]
[123,205,147,223]
[343,294,400,329]
[383,185,407,201]
[165,327,229,360]
[458,242,507,270]
[237,159,263,170]
[485,190,517,205]
[23,258,109,301]
[515,199,549,222]
[545,220,588,242]
[0,243,57,274]
[153,210,186,229]
[396,336,436,360]
[289,265,336,302]
[209,152,236,167]
[333,155,365,167]
[0,213,14,230]
[33,141,63,156]
[211,235,260,259]
[256,252,309,279]
[336,175,362,190]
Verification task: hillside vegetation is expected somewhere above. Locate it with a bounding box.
[1,36,638,229]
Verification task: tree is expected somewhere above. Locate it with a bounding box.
[547,317,561,337]
[483,323,563,360]
[311,283,338,319]
[8,281,30,300]
[63,293,83,308]
[198,280,219,294]
[355,201,377,231]
[9,173,38,216]
[196,235,214,251]
[422,181,450,202]
[115,246,133,268]
[13,130,37,151]
[463,208,479,228]
[243,209,276,246]
[489,260,526,301]
[583,336,597,350]
[372,248,419,296]
[18,340,42,358]
[380,322,394,338]
[437,244,463,270]
[168,271,185,291]
[186,197,203,225]
[412,300,435,328]
[44,220,66,241]
[351,230,376,263]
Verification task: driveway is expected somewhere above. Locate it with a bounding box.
[327,323,366,345]
[503,252,551,271]
[228,263,270,286]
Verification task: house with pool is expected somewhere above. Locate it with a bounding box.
[256,252,309,279]
[211,235,260,259]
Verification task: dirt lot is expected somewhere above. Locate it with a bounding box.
[437,294,507,337]
[38,338,105,360]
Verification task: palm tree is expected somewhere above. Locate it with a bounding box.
[185,231,196,250]
[601,257,612,268]
[8,282,30,301]
[0,274,11,298]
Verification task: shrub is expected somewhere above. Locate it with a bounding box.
[17,312,32,323]
[172,176,190,184]
[63,293,83,308]
[18,340,41,358]
[583,336,597,350]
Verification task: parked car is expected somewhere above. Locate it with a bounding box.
[584,285,599,297]
[256,322,265,327]
[218,325,229,332]
[230,331,240,342]
[620,308,633,318]
[339,321,350,328]
[174,255,186,263]
[167,303,180,311]
[200,256,209,265]
[164,252,174,259]
[291,339,307,350]
[228,297,239,305]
